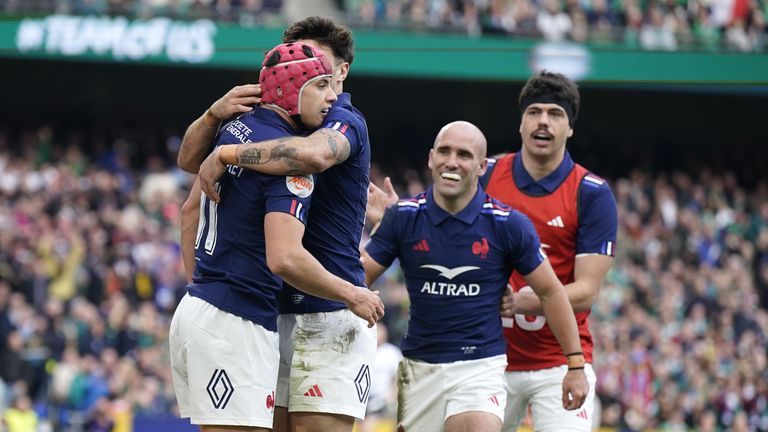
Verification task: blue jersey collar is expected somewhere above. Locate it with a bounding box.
[513,150,575,193]
[426,186,485,226]
[333,92,352,109]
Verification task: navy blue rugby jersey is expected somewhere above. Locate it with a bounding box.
[364,187,546,363]
[189,107,314,332]
[279,93,370,314]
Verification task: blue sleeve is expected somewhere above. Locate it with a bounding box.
[322,109,362,157]
[364,206,400,268]
[503,210,546,275]
[577,178,618,256]
[263,174,315,225]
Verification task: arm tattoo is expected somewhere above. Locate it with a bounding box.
[238,147,266,165]
[325,130,351,163]
[236,138,302,172]
[270,143,301,171]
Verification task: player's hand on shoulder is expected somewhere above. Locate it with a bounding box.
[209,84,262,120]
[367,177,399,226]
[347,287,385,328]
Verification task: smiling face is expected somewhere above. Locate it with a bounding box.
[519,102,573,161]
[428,122,488,207]
[298,76,337,128]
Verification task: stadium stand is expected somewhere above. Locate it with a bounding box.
[0,0,765,51]
[0,122,766,431]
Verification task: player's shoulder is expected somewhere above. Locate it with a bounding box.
[485,152,513,168]
[479,195,528,225]
[326,93,365,124]
[394,192,428,214]
[576,168,614,196]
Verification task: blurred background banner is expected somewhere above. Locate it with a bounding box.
[2,16,767,82]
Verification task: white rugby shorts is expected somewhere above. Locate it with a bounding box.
[503,363,597,432]
[169,294,279,427]
[397,354,508,431]
[276,309,377,420]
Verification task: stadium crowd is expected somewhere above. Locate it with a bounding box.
[0,123,767,431]
[1,0,766,52]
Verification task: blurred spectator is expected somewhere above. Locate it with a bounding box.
[640,6,678,50]
[2,394,38,432]
[537,0,573,40]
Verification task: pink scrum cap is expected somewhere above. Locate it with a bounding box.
[259,42,334,116]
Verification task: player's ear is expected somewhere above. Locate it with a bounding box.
[336,62,350,82]
[567,127,574,138]
[477,158,488,176]
[427,149,435,170]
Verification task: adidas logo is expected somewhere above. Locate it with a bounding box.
[576,409,589,420]
[303,384,324,398]
[546,216,565,228]
[488,395,500,406]
[412,239,430,252]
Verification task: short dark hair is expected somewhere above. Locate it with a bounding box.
[518,71,580,122]
[282,16,355,65]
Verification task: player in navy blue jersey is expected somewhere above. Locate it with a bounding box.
[169,42,383,432]
[362,121,588,432]
[177,18,380,432]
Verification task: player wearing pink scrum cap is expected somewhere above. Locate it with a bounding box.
[169,42,383,432]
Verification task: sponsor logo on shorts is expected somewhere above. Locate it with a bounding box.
[576,409,589,420]
[206,369,234,409]
[286,175,314,198]
[488,395,500,406]
[354,364,371,404]
[303,384,324,397]
[266,391,275,410]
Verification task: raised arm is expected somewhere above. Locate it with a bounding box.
[198,128,350,202]
[177,85,261,173]
[264,212,384,327]
[522,260,588,411]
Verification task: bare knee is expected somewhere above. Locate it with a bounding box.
[445,411,502,432]
[290,412,355,432]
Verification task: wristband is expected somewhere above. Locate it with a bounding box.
[566,354,585,369]
[203,110,221,128]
